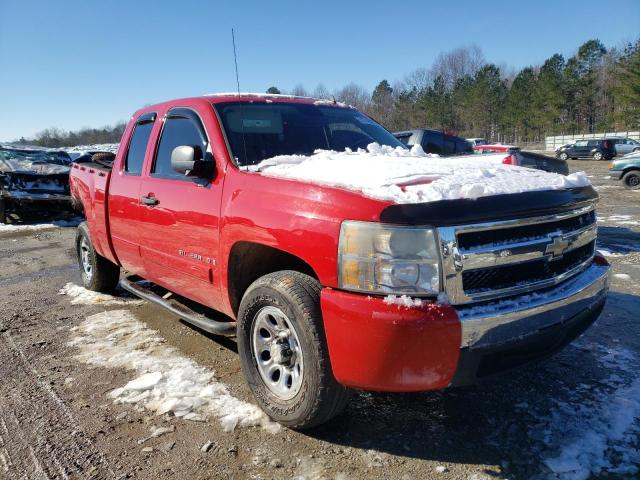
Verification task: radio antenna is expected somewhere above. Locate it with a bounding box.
[231,28,248,167]
[231,28,241,97]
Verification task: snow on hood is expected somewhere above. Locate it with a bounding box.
[0,157,70,175]
[251,143,591,204]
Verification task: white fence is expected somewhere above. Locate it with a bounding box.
[545,131,640,151]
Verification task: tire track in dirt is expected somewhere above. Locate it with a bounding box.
[0,331,116,479]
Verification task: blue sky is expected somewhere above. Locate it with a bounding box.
[1,0,639,141]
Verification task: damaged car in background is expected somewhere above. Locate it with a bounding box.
[0,146,72,223]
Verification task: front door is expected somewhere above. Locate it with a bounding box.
[572,140,589,157]
[138,107,223,309]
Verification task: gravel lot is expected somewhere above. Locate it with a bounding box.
[0,160,638,480]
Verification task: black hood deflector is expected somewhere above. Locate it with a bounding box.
[379,186,598,227]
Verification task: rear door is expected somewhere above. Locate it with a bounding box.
[108,112,156,274]
[137,107,223,308]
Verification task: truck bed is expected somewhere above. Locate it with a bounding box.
[69,162,117,263]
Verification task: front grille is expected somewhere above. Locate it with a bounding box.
[439,205,598,304]
[462,241,595,293]
[457,210,595,250]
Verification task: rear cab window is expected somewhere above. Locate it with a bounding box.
[124,113,156,175]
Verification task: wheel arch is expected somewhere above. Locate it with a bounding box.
[226,241,319,317]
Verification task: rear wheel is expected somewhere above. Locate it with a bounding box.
[592,151,604,161]
[76,222,120,292]
[237,270,351,429]
[622,170,640,190]
[559,152,568,161]
[0,198,6,224]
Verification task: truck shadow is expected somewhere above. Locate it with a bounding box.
[303,291,640,477]
[597,225,640,254]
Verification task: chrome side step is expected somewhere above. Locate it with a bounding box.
[119,276,237,337]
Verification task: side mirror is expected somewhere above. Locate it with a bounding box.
[171,145,201,175]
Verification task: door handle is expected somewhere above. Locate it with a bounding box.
[141,195,159,206]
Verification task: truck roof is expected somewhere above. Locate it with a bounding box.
[133,93,351,117]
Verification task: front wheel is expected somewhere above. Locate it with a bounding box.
[76,222,120,292]
[558,152,568,161]
[237,270,351,429]
[592,151,603,160]
[622,170,640,190]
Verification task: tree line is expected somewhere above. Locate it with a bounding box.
[15,123,127,148]
[20,37,639,148]
[272,38,640,144]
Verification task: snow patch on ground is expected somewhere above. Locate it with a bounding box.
[68,310,279,433]
[0,217,82,234]
[63,143,119,154]
[598,215,640,226]
[251,143,591,204]
[596,248,625,258]
[59,283,143,306]
[613,273,632,281]
[535,344,640,479]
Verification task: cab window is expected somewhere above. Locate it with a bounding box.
[124,114,155,175]
[152,110,209,180]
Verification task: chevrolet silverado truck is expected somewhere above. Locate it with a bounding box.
[69,94,610,429]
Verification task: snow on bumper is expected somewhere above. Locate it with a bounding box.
[321,263,609,392]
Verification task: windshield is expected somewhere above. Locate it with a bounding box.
[214,102,406,167]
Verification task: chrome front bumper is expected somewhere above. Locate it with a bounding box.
[455,263,610,349]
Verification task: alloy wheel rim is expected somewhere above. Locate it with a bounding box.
[80,238,92,278]
[251,306,304,400]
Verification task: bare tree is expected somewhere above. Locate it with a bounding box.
[312,83,331,99]
[290,84,309,97]
[432,45,486,88]
[333,83,371,111]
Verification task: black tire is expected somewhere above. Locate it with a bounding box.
[592,151,604,161]
[75,222,120,292]
[558,152,568,161]
[622,170,640,190]
[237,270,351,429]
[0,198,6,224]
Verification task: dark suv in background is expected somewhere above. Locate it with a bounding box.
[394,129,473,156]
[556,139,617,161]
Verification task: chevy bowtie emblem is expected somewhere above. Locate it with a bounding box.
[545,236,571,259]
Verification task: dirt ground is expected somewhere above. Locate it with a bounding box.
[0,160,638,480]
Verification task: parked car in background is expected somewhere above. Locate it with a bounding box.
[466,145,568,175]
[393,129,473,156]
[611,137,640,156]
[555,141,575,153]
[472,144,518,154]
[556,139,616,161]
[0,146,71,223]
[609,151,640,189]
[467,137,488,146]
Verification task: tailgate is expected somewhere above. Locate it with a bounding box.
[70,162,117,263]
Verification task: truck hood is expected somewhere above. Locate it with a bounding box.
[251,143,590,205]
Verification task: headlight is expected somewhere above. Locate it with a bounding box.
[338,221,440,296]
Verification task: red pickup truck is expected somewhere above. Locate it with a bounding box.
[70,94,610,428]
